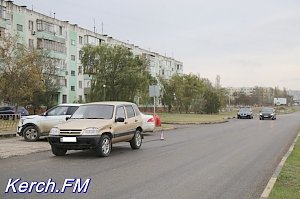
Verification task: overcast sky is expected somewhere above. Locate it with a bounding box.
[13,0,300,90]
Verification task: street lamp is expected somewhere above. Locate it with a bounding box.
[103,84,106,101]
[173,93,177,112]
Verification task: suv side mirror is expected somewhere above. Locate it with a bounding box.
[66,117,70,121]
[116,117,125,122]
[42,112,47,116]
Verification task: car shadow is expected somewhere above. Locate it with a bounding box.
[50,145,134,159]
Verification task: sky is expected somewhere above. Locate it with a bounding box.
[13,0,300,90]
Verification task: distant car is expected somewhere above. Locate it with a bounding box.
[17,104,81,141]
[0,106,29,119]
[237,107,253,119]
[259,107,276,120]
[141,113,155,132]
[48,101,144,157]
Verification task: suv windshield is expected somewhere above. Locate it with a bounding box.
[72,104,114,119]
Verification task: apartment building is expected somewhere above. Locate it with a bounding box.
[0,0,183,103]
[226,87,255,96]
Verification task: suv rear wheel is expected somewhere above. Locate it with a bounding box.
[130,130,142,150]
[96,135,111,157]
[23,126,40,142]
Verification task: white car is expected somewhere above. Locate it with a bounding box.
[141,113,155,132]
[17,104,81,141]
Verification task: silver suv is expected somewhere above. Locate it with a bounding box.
[47,102,143,157]
[17,104,81,141]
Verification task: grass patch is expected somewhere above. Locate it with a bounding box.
[158,112,236,124]
[269,136,300,199]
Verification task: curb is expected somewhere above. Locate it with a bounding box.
[162,120,229,125]
[0,132,16,139]
[143,126,176,135]
[260,131,300,199]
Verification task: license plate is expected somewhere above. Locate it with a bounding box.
[264,116,268,117]
[60,137,77,142]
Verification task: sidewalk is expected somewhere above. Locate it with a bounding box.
[0,130,16,138]
[0,136,50,159]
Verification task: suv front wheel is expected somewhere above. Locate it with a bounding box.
[23,126,40,142]
[96,135,112,157]
[130,130,142,150]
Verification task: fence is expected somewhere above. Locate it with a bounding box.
[0,114,20,130]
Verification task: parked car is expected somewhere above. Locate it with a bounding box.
[141,113,155,132]
[237,107,253,119]
[17,104,81,141]
[48,101,143,157]
[0,106,29,119]
[259,107,276,120]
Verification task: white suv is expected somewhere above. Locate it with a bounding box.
[17,104,81,141]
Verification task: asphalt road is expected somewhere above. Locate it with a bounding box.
[1,112,300,199]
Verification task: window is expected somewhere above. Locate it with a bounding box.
[132,104,140,116]
[116,106,126,119]
[59,26,63,35]
[0,6,5,19]
[28,39,34,48]
[71,86,75,91]
[57,77,67,87]
[37,20,55,33]
[62,95,67,103]
[28,20,34,30]
[125,105,135,118]
[78,95,83,102]
[71,55,75,61]
[71,70,75,76]
[79,81,83,89]
[17,24,23,31]
[79,36,83,44]
[37,38,66,54]
[0,27,5,38]
[66,106,79,115]
[79,50,83,59]
[78,66,83,75]
[47,106,69,116]
[72,105,114,119]
[71,39,75,46]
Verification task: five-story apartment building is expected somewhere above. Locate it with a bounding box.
[0,0,183,103]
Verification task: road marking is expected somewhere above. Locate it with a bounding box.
[260,132,300,199]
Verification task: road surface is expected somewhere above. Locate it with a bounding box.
[1,112,300,199]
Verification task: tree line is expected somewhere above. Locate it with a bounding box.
[5,33,285,115]
[160,74,226,114]
[80,44,227,114]
[231,86,292,106]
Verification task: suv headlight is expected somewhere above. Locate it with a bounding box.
[20,118,26,124]
[81,127,100,135]
[49,128,60,135]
